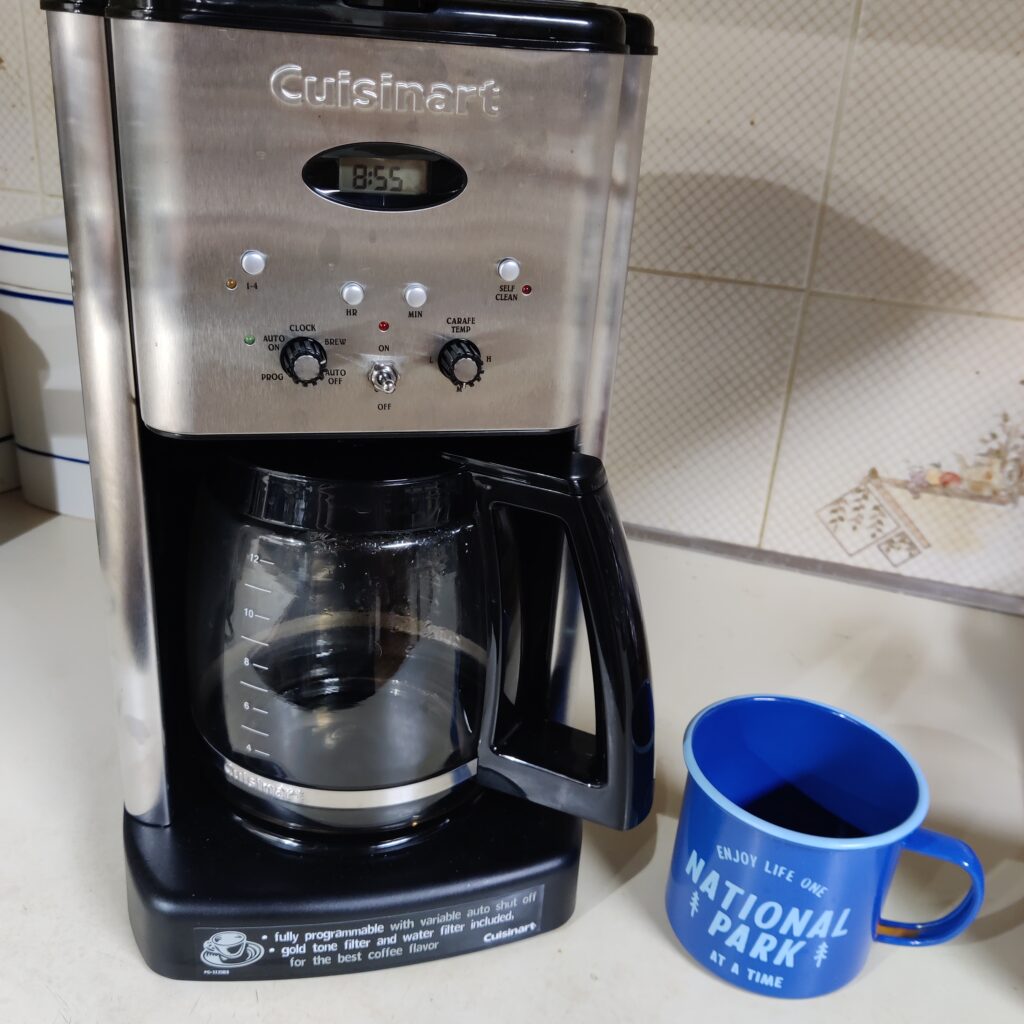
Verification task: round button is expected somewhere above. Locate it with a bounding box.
[341,281,365,306]
[240,249,267,276]
[404,283,428,309]
[497,258,521,283]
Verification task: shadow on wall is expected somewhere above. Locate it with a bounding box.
[631,171,983,309]
[0,313,87,448]
[611,173,983,526]
[0,311,90,517]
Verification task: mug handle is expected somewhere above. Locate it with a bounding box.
[457,452,655,830]
[876,828,985,946]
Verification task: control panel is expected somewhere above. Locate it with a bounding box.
[245,259,505,394]
[221,255,520,405]
[113,21,625,435]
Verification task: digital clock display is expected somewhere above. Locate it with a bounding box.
[338,159,428,194]
[303,143,466,211]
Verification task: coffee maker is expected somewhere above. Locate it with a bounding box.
[45,0,656,980]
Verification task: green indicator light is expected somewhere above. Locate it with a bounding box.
[243,334,256,346]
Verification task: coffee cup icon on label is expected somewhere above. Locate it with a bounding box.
[200,930,265,968]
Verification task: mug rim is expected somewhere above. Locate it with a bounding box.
[683,694,929,851]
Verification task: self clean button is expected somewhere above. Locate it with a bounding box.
[240,249,267,276]
[497,258,521,282]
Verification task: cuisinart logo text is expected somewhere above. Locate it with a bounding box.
[270,65,502,116]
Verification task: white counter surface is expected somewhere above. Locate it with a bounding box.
[1,490,1021,1022]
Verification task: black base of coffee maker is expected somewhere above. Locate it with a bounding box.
[125,789,582,980]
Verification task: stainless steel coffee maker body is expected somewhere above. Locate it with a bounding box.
[113,19,624,437]
[46,0,655,980]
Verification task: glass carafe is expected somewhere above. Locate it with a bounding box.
[189,449,654,834]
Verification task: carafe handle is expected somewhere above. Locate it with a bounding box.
[460,453,654,830]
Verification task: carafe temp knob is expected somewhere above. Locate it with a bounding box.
[280,336,328,385]
[438,339,484,389]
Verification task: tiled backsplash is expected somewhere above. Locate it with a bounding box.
[607,0,1024,613]
[0,1,62,223]
[2,0,1021,610]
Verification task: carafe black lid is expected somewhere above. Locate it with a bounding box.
[235,453,472,534]
[41,0,655,54]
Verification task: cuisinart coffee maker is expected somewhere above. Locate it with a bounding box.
[45,0,656,980]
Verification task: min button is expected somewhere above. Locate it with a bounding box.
[403,283,428,309]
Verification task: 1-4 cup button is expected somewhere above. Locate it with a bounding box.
[404,283,428,309]
[240,249,267,276]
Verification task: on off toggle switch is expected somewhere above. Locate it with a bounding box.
[369,362,399,394]
[403,283,428,309]
[240,249,267,276]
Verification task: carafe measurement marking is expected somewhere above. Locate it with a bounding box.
[234,538,290,763]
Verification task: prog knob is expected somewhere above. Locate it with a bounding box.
[280,336,327,385]
[438,339,484,389]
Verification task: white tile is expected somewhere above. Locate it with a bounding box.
[628,0,856,286]
[815,0,1024,316]
[0,0,40,191]
[0,189,44,227]
[605,271,801,545]
[762,295,1024,598]
[20,1,60,197]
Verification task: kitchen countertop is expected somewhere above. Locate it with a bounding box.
[0,489,1021,1023]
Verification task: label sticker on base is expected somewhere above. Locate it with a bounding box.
[194,885,545,978]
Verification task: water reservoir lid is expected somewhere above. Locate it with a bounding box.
[41,0,656,54]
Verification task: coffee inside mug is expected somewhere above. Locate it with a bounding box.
[690,697,922,840]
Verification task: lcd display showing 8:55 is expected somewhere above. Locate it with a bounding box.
[302,143,467,211]
[338,159,428,195]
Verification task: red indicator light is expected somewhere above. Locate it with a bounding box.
[378,320,390,332]
[521,284,533,295]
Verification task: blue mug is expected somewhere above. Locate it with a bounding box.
[666,695,984,998]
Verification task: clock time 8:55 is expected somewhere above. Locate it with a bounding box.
[338,159,428,195]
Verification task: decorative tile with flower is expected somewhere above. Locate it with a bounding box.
[818,409,1023,570]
